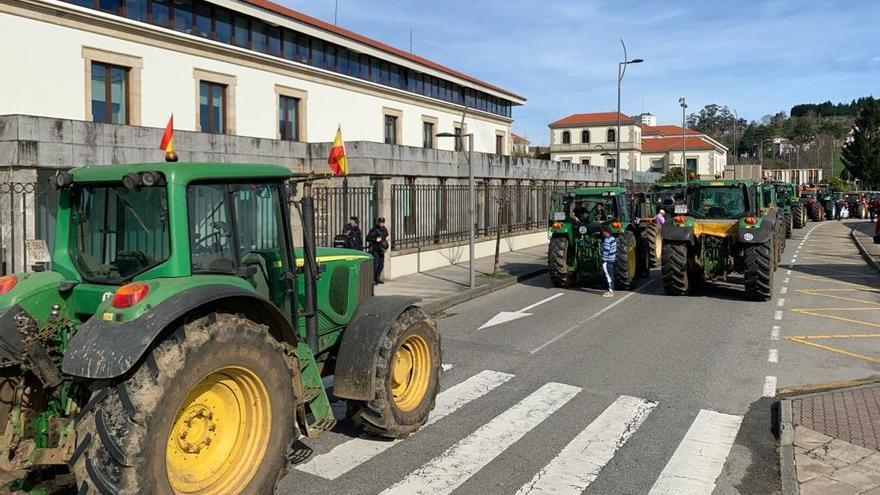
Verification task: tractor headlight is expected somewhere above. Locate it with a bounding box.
[744,233,754,241]
[578,226,588,235]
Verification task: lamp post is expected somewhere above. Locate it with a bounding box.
[617,39,643,187]
[732,108,738,165]
[437,131,475,288]
[679,98,687,173]
[596,144,614,183]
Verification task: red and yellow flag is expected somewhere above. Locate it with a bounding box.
[327,126,348,176]
[159,114,175,153]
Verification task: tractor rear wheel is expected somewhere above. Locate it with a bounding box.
[792,203,805,229]
[785,212,793,239]
[640,222,662,268]
[661,241,689,295]
[72,313,297,495]
[614,231,638,290]
[809,202,822,221]
[350,307,440,439]
[744,242,773,301]
[548,236,574,288]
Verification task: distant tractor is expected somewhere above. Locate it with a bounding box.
[548,187,652,290]
[845,192,869,219]
[629,191,663,268]
[661,179,778,301]
[0,163,441,493]
[799,190,825,222]
[772,181,806,235]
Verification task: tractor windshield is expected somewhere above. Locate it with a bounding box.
[688,186,748,219]
[71,184,170,283]
[564,195,619,224]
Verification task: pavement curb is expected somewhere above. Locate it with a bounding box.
[419,266,548,316]
[778,398,800,495]
[850,229,880,275]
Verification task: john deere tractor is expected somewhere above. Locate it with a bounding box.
[773,181,806,236]
[661,179,778,301]
[0,162,441,494]
[548,187,651,290]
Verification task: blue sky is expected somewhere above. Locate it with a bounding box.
[279,0,879,145]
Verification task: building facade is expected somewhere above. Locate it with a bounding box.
[549,112,727,177]
[0,0,524,156]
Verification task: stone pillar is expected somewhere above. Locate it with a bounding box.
[375,177,393,281]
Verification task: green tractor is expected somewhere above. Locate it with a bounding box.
[548,187,652,290]
[0,162,441,494]
[652,181,687,212]
[661,179,778,301]
[772,181,806,235]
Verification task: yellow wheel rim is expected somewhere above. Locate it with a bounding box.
[627,245,637,280]
[166,366,271,495]
[391,334,431,412]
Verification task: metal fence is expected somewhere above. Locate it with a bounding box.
[314,185,375,247]
[391,182,569,250]
[1,181,55,275]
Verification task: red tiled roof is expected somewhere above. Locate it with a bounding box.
[642,136,718,153]
[511,132,529,144]
[643,125,701,137]
[239,0,525,102]
[549,112,636,127]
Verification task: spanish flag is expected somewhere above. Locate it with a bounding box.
[327,126,348,176]
[159,114,175,153]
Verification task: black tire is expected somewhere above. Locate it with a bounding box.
[859,205,867,219]
[640,222,662,268]
[72,313,298,495]
[614,231,637,290]
[548,236,574,288]
[809,202,822,222]
[792,203,805,229]
[350,307,440,439]
[744,242,773,301]
[661,241,689,295]
[785,212,793,239]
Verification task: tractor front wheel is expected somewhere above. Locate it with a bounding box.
[785,212,793,239]
[350,307,440,439]
[744,242,774,301]
[614,231,638,290]
[548,236,575,288]
[72,313,297,495]
[792,203,805,229]
[809,202,822,221]
[661,241,689,296]
[640,222,662,268]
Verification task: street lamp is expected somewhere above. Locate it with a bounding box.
[596,144,615,181]
[617,39,643,187]
[679,98,687,173]
[437,131,476,288]
[732,108,738,165]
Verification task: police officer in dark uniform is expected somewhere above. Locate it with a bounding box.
[366,217,389,284]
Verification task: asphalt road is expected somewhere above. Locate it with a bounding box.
[276,220,879,495]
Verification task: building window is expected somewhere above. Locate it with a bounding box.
[454,125,465,152]
[581,130,590,143]
[125,0,148,21]
[91,62,129,124]
[561,131,571,144]
[173,0,193,34]
[150,0,170,27]
[423,121,434,149]
[651,158,664,172]
[686,158,698,173]
[581,158,591,166]
[606,157,616,169]
[607,129,616,142]
[279,95,299,141]
[384,114,398,145]
[199,81,226,134]
[561,158,571,165]
[496,134,504,155]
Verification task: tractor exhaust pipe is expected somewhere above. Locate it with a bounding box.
[300,182,320,355]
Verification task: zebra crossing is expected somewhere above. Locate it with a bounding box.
[292,369,744,494]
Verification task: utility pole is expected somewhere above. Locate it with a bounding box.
[616,39,643,187]
[334,0,339,25]
[679,97,687,173]
[732,108,738,165]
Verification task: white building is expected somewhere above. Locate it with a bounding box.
[0,0,524,155]
[638,113,656,127]
[549,112,727,177]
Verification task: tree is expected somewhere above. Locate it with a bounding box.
[658,167,685,183]
[841,97,880,187]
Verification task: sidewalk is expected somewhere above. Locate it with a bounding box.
[375,243,548,314]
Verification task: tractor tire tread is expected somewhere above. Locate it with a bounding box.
[614,231,637,290]
[744,242,773,301]
[792,203,805,229]
[640,222,661,268]
[548,236,574,287]
[661,241,689,295]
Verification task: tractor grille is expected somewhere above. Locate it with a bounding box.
[358,259,374,303]
[328,265,350,316]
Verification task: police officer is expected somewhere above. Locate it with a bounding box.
[366,217,389,284]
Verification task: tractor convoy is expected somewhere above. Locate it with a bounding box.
[0,162,441,494]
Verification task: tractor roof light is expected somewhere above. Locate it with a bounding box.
[0,275,18,295]
[111,282,150,309]
[611,221,622,229]
[122,172,142,190]
[551,222,562,229]
[745,216,758,225]
[673,216,686,224]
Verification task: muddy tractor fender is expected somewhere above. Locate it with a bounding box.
[739,216,775,244]
[62,285,295,379]
[332,295,420,401]
[661,222,695,243]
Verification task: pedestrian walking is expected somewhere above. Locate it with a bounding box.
[655,209,666,226]
[600,228,617,297]
[366,217,389,284]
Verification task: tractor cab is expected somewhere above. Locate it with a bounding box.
[652,182,687,211]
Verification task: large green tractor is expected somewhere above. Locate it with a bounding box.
[0,162,441,494]
[548,187,651,290]
[661,179,778,301]
[773,181,806,234]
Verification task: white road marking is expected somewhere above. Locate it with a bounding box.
[784,277,790,284]
[296,370,514,479]
[442,363,454,371]
[790,259,797,264]
[516,395,656,495]
[786,270,792,275]
[479,293,564,329]
[780,287,788,295]
[382,382,581,495]
[774,310,783,321]
[648,410,743,495]
[771,326,780,341]
[530,279,659,355]
[768,349,779,363]
[763,376,777,397]
[777,298,786,307]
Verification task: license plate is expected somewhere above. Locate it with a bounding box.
[674,204,688,214]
